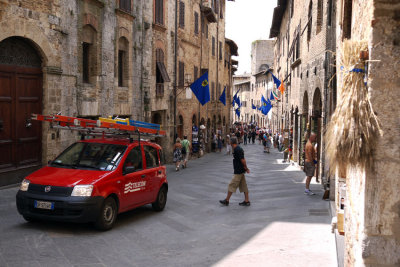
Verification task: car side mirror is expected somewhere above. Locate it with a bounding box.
[123,166,135,175]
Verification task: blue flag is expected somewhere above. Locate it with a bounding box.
[252,103,256,110]
[235,96,241,107]
[232,89,240,106]
[266,70,281,89]
[219,87,226,106]
[235,108,240,118]
[261,95,272,115]
[190,71,210,106]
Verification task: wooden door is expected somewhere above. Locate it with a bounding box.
[0,65,42,171]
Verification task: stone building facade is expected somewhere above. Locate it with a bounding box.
[0,0,148,186]
[148,0,237,155]
[269,0,400,265]
[333,0,400,266]
[0,0,236,185]
[269,0,337,186]
[233,40,274,127]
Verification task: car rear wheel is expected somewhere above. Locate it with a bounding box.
[95,197,117,231]
[152,186,167,211]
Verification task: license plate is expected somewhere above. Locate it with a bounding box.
[34,200,54,210]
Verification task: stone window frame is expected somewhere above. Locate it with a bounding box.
[307,0,313,42]
[81,24,98,85]
[178,61,185,87]
[316,0,323,34]
[119,0,132,13]
[341,0,352,40]
[212,36,216,56]
[219,41,223,61]
[193,66,198,80]
[194,11,199,35]
[118,37,129,88]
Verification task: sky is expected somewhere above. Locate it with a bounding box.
[225,0,276,74]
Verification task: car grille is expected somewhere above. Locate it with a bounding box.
[28,184,73,197]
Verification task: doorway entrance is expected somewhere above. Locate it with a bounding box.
[0,37,43,185]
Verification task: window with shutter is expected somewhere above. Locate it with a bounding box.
[219,41,222,60]
[119,0,131,13]
[155,0,164,25]
[212,37,215,56]
[194,12,199,35]
[179,61,185,87]
[179,1,185,29]
[194,66,198,80]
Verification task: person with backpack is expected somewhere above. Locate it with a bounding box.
[181,135,191,169]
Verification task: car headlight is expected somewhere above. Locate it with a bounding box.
[71,185,93,197]
[20,179,30,191]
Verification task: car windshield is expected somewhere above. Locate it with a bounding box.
[51,142,127,171]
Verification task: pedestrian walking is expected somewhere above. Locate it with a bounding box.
[217,134,223,152]
[226,135,231,155]
[304,132,317,195]
[181,135,191,169]
[244,131,248,145]
[251,130,256,144]
[219,137,251,206]
[173,138,183,171]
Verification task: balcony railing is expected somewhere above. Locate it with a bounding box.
[156,83,164,97]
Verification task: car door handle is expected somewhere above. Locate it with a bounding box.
[158,170,162,174]
[141,175,146,178]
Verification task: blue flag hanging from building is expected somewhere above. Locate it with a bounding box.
[232,89,240,106]
[266,70,281,89]
[190,71,210,106]
[261,95,272,115]
[219,87,226,106]
[235,108,240,118]
[252,103,256,110]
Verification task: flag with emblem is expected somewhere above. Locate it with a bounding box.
[190,71,210,105]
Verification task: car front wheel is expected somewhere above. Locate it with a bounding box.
[152,186,167,211]
[95,197,117,230]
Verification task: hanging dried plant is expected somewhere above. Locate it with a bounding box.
[325,40,382,171]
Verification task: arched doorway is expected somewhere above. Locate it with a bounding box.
[312,88,322,182]
[0,37,43,178]
[192,114,197,127]
[299,91,309,165]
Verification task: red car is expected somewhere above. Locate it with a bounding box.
[16,138,168,230]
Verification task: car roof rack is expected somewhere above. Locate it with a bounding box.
[32,114,166,142]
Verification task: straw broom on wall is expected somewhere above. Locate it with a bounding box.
[325,40,382,171]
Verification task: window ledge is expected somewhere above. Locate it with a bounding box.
[153,23,166,32]
[115,8,135,20]
[291,58,301,69]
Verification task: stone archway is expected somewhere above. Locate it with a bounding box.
[0,37,43,185]
[312,88,322,182]
[299,91,309,165]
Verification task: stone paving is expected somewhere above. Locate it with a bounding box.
[0,143,337,267]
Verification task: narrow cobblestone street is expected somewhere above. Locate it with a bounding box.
[0,143,336,267]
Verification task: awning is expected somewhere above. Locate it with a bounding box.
[156,62,170,82]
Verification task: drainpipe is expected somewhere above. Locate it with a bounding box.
[173,0,178,142]
[140,0,145,121]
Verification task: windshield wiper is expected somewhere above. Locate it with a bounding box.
[75,164,100,170]
[51,162,77,169]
